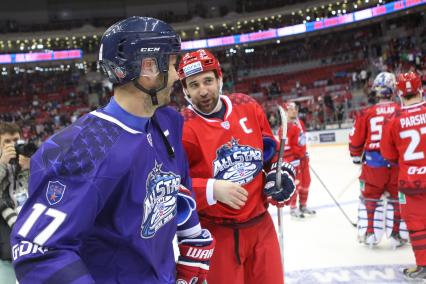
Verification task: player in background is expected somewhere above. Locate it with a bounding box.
[280,102,315,219]
[381,72,426,281]
[178,49,296,284]
[349,72,408,248]
[10,17,214,284]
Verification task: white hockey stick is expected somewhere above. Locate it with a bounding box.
[275,105,287,275]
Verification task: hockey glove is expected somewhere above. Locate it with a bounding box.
[351,156,362,165]
[289,159,300,168]
[176,229,215,284]
[264,162,296,207]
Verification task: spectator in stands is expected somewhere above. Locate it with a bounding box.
[0,122,31,284]
[336,103,345,128]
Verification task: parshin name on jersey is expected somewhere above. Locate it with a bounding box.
[12,241,48,261]
[400,113,426,128]
[376,106,395,115]
[213,150,262,174]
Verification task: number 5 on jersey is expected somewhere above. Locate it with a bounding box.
[370,116,384,141]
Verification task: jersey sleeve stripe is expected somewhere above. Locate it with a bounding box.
[14,250,62,280]
[44,259,91,284]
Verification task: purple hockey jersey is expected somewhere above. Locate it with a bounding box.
[10,97,201,284]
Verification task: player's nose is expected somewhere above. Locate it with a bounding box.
[199,85,209,96]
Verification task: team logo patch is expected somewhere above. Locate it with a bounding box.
[220,121,230,130]
[212,138,263,185]
[46,181,66,205]
[183,61,203,77]
[114,67,126,79]
[141,162,181,238]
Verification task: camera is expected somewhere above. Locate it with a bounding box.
[15,140,38,158]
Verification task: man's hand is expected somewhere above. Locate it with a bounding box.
[18,155,30,170]
[213,180,248,210]
[0,144,16,165]
[263,162,296,207]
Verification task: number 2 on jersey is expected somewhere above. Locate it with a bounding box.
[400,127,426,161]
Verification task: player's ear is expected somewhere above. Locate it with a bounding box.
[140,58,159,78]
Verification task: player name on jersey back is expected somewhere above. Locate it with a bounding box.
[400,113,426,128]
[376,105,396,115]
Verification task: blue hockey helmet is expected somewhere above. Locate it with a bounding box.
[98,16,181,104]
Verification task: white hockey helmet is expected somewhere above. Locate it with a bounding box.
[372,72,396,98]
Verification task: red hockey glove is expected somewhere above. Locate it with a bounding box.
[263,162,296,207]
[176,229,215,284]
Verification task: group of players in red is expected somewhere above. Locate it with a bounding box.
[349,71,426,281]
[178,47,426,282]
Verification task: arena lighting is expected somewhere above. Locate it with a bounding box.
[181,0,425,50]
[0,49,82,64]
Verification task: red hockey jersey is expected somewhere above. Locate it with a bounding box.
[182,94,276,222]
[349,101,400,157]
[280,119,307,162]
[381,101,426,194]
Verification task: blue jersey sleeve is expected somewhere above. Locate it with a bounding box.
[10,116,123,284]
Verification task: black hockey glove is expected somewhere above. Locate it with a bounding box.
[263,162,296,207]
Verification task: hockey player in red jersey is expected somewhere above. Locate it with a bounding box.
[349,71,408,248]
[280,102,315,218]
[178,49,296,284]
[381,71,426,281]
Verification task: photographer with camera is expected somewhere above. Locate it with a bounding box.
[0,122,32,284]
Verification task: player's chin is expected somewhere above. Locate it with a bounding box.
[197,101,214,113]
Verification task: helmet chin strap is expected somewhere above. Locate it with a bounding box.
[184,79,224,115]
[133,73,169,106]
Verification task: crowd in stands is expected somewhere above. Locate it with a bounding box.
[0,8,425,143]
[0,0,392,35]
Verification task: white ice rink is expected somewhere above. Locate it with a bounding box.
[270,144,415,284]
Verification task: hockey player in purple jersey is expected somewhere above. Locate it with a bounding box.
[10,16,215,284]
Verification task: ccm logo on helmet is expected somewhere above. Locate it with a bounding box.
[140,47,160,52]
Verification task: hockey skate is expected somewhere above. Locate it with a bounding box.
[290,208,304,219]
[364,232,380,248]
[389,232,408,249]
[300,205,316,216]
[403,266,426,282]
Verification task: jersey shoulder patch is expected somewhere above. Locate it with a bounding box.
[42,115,122,178]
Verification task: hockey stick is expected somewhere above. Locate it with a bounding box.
[336,174,359,199]
[309,165,357,227]
[275,105,287,274]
